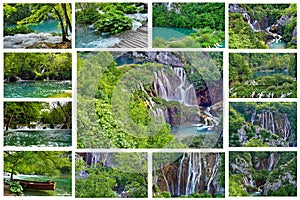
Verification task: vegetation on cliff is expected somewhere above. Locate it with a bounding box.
[229,152,297,196]
[229,102,296,147]
[229,4,297,49]
[75,153,147,198]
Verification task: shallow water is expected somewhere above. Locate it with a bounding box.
[4,81,72,98]
[4,129,72,147]
[152,27,196,41]
[268,40,287,49]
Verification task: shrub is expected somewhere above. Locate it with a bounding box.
[94,11,133,35]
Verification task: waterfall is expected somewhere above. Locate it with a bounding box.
[241,11,283,44]
[203,107,219,126]
[283,114,291,140]
[177,153,185,196]
[207,153,221,193]
[185,153,192,195]
[242,13,260,32]
[161,163,171,194]
[40,67,46,74]
[265,27,282,43]
[250,111,256,123]
[153,67,198,106]
[167,2,172,11]
[139,82,166,122]
[268,153,275,171]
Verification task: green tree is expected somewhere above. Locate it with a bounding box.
[17,3,72,42]
[4,151,71,180]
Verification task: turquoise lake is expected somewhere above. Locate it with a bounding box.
[153,27,196,41]
[4,81,72,98]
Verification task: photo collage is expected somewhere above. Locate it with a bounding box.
[1,1,298,199]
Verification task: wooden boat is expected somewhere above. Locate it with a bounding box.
[13,179,56,190]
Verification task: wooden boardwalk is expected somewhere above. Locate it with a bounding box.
[113,23,148,48]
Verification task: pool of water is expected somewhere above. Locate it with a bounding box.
[253,70,289,79]
[268,40,287,49]
[29,19,61,34]
[4,81,72,98]
[6,19,61,34]
[4,129,72,147]
[172,125,216,137]
[152,27,196,41]
[4,174,72,196]
[115,55,144,66]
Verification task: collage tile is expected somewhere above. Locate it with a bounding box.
[1,1,298,199]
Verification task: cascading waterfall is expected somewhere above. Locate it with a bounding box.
[203,107,219,126]
[161,163,171,194]
[153,67,198,106]
[241,11,283,44]
[175,153,220,196]
[139,82,167,122]
[83,152,108,166]
[259,110,292,140]
[250,110,256,123]
[260,111,276,134]
[268,153,275,171]
[242,13,260,32]
[177,153,185,196]
[283,114,291,140]
[207,153,221,193]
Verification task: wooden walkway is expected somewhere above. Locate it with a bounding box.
[113,23,148,48]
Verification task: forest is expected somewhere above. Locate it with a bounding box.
[229,102,297,147]
[77,51,223,149]
[229,152,297,196]
[229,53,297,98]
[4,101,72,147]
[75,3,148,48]
[152,3,225,48]
[75,152,147,198]
[4,151,72,196]
[153,152,225,198]
[4,53,72,98]
[229,4,297,49]
[4,3,72,49]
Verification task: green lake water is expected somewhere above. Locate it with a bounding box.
[4,175,71,196]
[268,40,287,49]
[7,19,61,34]
[4,129,72,147]
[4,81,72,98]
[152,27,196,41]
[171,125,216,137]
[29,19,61,34]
